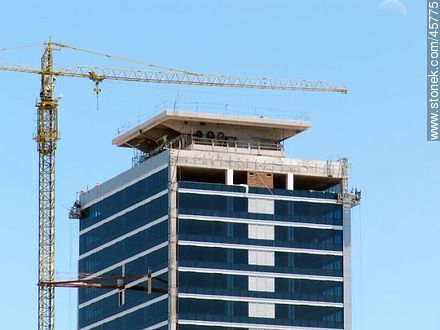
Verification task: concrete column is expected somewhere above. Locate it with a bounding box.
[287,173,294,190]
[226,168,234,185]
[168,157,178,330]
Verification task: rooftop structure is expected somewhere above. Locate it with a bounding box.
[113,110,311,158]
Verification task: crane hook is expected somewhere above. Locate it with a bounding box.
[89,71,104,110]
[94,81,101,111]
[94,80,102,95]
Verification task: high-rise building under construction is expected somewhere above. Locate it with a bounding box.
[75,110,360,330]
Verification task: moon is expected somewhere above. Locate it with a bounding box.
[378,0,408,16]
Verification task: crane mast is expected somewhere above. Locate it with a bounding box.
[36,42,58,330]
[0,41,347,330]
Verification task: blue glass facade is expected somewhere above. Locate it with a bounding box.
[179,219,343,251]
[179,299,343,328]
[178,181,345,329]
[77,169,347,329]
[178,182,342,227]
[179,273,343,303]
[78,167,169,330]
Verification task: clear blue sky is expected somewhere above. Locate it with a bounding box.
[0,1,435,329]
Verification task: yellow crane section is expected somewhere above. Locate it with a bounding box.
[1,44,348,93]
[0,41,347,330]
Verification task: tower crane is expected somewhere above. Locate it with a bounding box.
[0,41,347,330]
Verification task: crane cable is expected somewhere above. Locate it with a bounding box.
[0,43,42,52]
[0,42,207,77]
[51,42,204,77]
[0,42,201,76]
[358,203,364,330]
